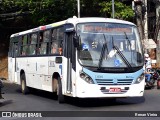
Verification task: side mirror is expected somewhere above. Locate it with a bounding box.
[136,52,143,63]
[64,24,75,33]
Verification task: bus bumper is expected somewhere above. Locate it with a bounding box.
[75,80,145,98]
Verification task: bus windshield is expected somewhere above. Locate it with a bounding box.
[76,22,144,68]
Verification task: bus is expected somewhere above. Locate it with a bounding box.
[8,17,145,103]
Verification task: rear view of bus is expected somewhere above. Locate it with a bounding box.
[73,18,144,98]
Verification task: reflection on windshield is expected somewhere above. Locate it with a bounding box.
[112,37,132,68]
[98,34,109,69]
[77,23,143,68]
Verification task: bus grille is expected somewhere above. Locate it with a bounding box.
[95,79,133,85]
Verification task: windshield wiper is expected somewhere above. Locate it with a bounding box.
[112,37,132,68]
[124,32,131,47]
[124,32,133,63]
[98,34,108,69]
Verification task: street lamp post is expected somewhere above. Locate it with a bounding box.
[77,0,80,18]
[112,0,115,18]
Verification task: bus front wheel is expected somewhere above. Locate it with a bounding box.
[20,73,29,94]
[57,77,65,103]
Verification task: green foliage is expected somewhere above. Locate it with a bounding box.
[81,0,104,17]
[99,0,134,20]
[0,0,77,25]
[0,0,134,26]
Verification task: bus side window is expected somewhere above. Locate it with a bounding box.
[57,27,63,55]
[39,30,50,55]
[58,29,63,40]
[21,35,28,55]
[51,42,59,54]
[39,33,45,55]
[14,44,18,57]
[51,27,63,55]
[52,29,57,40]
[29,33,37,55]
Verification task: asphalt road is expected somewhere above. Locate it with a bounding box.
[0,80,160,120]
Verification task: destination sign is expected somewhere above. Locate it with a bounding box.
[82,25,132,33]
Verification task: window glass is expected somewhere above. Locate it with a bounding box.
[57,27,64,41]
[29,33,37,55]
[14,43,18,57]
[39,30,50,55]
[21,35,28,55]
[52,29,57,40]
[51,42,59,54]
[8,42,13,57]
[51,27,63,55]
[43,30,50,42]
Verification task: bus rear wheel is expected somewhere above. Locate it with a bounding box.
[57,77,65,103]
[21,73,29,94]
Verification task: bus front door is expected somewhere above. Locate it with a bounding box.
[64,33,76,94]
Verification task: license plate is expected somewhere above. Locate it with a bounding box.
[109,88,121,92]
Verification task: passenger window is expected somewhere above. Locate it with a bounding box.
[21,35,28,55]
[39,30,50,55]
[50,27,63,55]
[29,34,37,55]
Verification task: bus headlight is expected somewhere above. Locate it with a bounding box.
[80,71,94,84]
[134,73,144,84]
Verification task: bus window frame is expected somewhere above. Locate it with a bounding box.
[9,36,21,57]
[28,33,38,56]
[38,29,51,55]
[20,34,29,56]
[50,26,64,56]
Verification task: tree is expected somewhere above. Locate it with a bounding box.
[0,0,77,26]
[80,0,104,17]
[99,0,134,21]
[0,0,135,26]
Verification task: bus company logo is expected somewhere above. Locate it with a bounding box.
[113,78,118,84]
[96,75,103,79]
[126,76,134,78]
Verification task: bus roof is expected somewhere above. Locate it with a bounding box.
[10,17,135,38]
[66,17,135,26]
[10,20,67,38]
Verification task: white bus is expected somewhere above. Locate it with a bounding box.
[8,17,145,103]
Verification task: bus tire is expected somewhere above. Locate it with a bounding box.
[21,73,29,94]
[57,77,65,103]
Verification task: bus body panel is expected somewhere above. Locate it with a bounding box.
[8,57,14,82]
[8,57,18,83]
[16,57,60,92]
